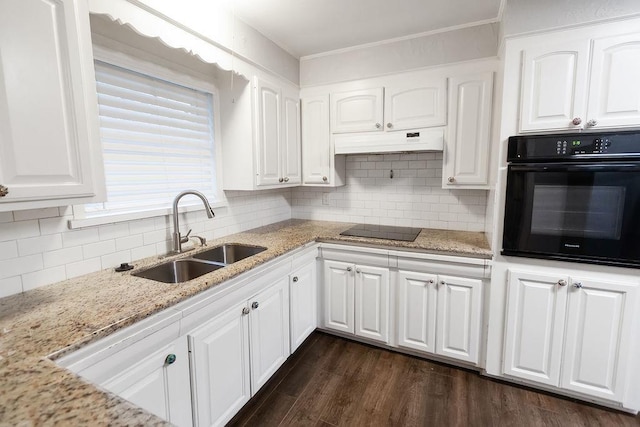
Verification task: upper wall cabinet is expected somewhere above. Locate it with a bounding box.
[443,72,494,189]
[519,31,640,133]
[300,95,346,187]
[330,78,447,133]
[0,0,105,211]
[222,76,301,191]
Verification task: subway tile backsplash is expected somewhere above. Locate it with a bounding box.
[291,153,488,231]
[0,153,488,297]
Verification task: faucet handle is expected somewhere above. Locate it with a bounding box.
[180,229,192,243]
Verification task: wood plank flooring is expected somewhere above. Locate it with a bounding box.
[229,332,640,427]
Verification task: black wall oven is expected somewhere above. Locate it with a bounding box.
[502,131,640,268]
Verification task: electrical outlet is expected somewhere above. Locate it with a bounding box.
[322,193,330,205]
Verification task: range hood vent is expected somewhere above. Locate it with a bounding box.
[334,128,444,155]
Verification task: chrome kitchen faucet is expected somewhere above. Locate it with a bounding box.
[172,190,215,253]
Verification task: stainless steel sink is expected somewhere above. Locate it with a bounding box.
[133,244,267,283]
[192,244,267,264]
[133,259,225,284]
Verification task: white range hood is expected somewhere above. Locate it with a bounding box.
[334,128,444,154]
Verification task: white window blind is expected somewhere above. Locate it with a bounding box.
[85,60,218,216]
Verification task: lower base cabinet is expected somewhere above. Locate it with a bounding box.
[289,260,318,352]
[189,278,290,427]
[503,269,639,403]
[397,270,482,364]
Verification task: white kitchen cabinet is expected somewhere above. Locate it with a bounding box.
[101,336,193,427]
[443,72,494,189]
[331,88,384,133]
[289,260,318,352]
[397,271,438,353]
[330,78,447,134]
[189,302,251,427]
[248,277,291,392]
[518,30,640,133]
[0,0,105,211]
[322,260,355,334]
[587,33,640,129]
[322,259,390,344]
[354,264,390,343]
[435,275,483,364]
[189,277,290,426]
[396,270,482,364]
[503,269,638,403]
[300,95,346,187]
[254,77,301,188]
[503,270,569,386]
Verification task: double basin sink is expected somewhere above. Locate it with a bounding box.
[133,244,267,284]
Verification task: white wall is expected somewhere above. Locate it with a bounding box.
[292,153,487,231]
[300,23,499,87]
[502,0,640,37]
[0,190,291,298]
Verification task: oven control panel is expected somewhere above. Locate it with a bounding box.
[508,131,640,161]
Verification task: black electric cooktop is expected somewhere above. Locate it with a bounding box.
[339,224,422,242]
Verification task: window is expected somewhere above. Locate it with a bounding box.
[75,56,223,223]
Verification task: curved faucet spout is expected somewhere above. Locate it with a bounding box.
[172,190,215,253]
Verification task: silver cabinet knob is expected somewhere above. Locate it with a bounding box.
[292,276,298,282]
[447,177,455,183]
[242,307,250,315]
[439,280,446,286]
[573,282,583,288]
[572,117,582,126]
[322,176,328,182]
[284,177,289,182]
[375,123,382,129]
[356,268,361,274]
[586,119,598,127]
[346,266,352,272]
[428,279,434,284]
[251,301,259,309]
[557,279,567,286]
[278,177,284,183]
[386,123,392,129]
[0,185,8,197]
[164,354,177,365]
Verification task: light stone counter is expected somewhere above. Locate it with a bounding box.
[0,219,491,425]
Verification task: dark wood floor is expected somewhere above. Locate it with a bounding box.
[229,332,640,427]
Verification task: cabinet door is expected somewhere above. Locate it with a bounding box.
[0,0,102,206]
[189,302,251,427]
[443,72,493,188]
[587,33,640,129]
[397,270,438,353]
[301,95,331,185]
[290,261,318,352]
[384,79,447,131]
[561,277,638,401]
[249,277,290,393]
[322,260,355,334]
[101,336,192,427]
[255,77,282,186]
[436,275,482,364]
[354,264,390,343]
[331,88,383,133]
[503,270,569,386]
[281,89,302,185]
[519,41,590,132]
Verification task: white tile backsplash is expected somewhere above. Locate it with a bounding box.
[292,153,488,231]
[0,189,292,297]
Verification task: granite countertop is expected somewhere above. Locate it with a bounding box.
[0,220,491,425]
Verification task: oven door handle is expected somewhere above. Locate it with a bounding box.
[509,163,640,172]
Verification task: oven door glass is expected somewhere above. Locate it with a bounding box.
[502,163,640,267]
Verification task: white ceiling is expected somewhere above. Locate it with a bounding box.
[214,0,504,58]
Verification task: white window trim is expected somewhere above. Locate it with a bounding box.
[71,44,226,229]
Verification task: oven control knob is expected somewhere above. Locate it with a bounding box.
[571,117,582,126]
